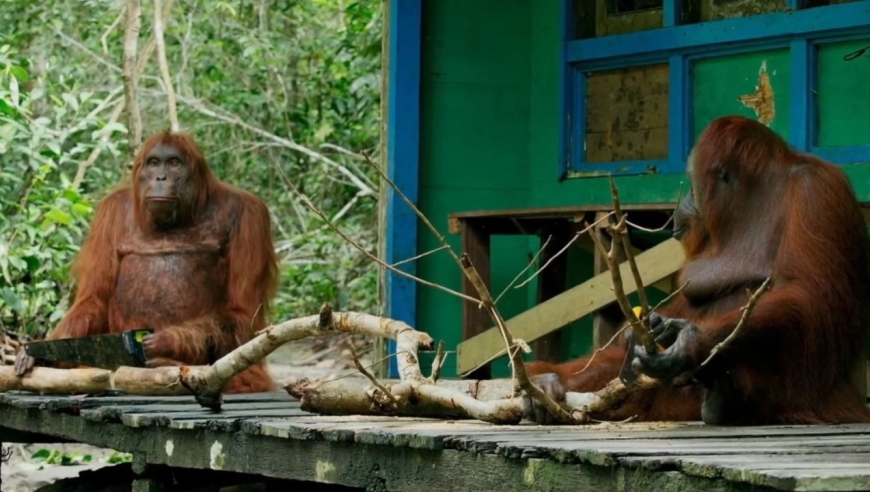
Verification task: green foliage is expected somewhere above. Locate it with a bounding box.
[0,0,383,333]
[31,448,94,466]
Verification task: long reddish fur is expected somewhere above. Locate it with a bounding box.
[526,116,870,425]
[48,130,279,393]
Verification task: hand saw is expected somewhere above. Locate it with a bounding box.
[24,329,153,370]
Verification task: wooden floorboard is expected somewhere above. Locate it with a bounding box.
[2,391,870,491]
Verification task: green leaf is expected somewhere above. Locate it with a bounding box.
[31,449,52,460]
[61,93,79,111]
[9,66,29,83]
[44,208,71,225]
[71,203,92,216]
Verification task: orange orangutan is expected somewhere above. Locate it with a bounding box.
[16,130,278,393]
[523,116,870,426]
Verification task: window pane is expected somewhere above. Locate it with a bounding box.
[803,0,861,9]
[692,49,791,145]
[570,0,663,39]
[680,0,788,24]
[816,38,870,147]
[585,63,669,163]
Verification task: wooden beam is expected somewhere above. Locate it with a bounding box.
[456,238,685,375]
[460,221,492,379]
[533,226,572,362]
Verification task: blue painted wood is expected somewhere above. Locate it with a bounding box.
[384,0,421,378]
[789,39,812,152]
[668,55,689,165]
[812,146,870,164]
[566,1,870,66]
[567,158,674,177]
[663,0,679,28]
[786,0,803,10]
[558,0,574,181]
[570,67,586,174]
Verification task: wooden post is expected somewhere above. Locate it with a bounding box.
[460,220,492,379]
[533,224,571,362]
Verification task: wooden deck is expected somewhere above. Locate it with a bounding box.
[2,391,870,491]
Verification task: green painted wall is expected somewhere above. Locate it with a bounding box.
[415,0,536,377]
[817,38,870,147]
[414,2,870,378]
[692,49,791,143]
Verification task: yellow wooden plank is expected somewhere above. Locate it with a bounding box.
[456,238,686,375]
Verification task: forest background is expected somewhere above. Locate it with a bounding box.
[0,0,384,338]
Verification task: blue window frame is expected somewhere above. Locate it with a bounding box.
[559,0,870,179]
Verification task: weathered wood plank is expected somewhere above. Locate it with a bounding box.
[623,453,870,491]
[457,238,685,374]
[0,398,762,492]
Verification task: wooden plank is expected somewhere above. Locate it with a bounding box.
[623,453,870,491]
[457,238,685,375]
[448,204,677,232]
[460,219,493,380]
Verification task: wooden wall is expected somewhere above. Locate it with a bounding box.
[412,0,870,378]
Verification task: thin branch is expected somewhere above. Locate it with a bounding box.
[588,221,658,354]
[698,277,772,370]
[172,94,375,196]
[624,181,685,233]
[428,340,446,383]
[122,0,143,155]
[358,152,576,422]
[101,5,126,55]
[512,212,615,290]
[391,245,450,268]
[153,0,179,132]
[571,281,689,376]
[54,31,121,74]
[493,234,552,305]
[293,191,481,305]
[349,344,398,407]
[609,176,651,321]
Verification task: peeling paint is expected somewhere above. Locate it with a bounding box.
[209,441,225,470]
[164,440,174,457]
[738,60,775,126]
[315,460,336,482]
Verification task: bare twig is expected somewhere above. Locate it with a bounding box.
[571,281,690,376]
[122,0,143,155]
[429,340,446,383]
[391,245,450,268]
[349,344,398,407]
[588,224,658,354]
[512,212,615,290]
[698,277,772,370]
[171,94,375,196]
[494,234,552,305]
[357,151,577,422]
[101,5,126,55]
[609,176,651,321]
[153,0,179,132]
[293,192,480,304]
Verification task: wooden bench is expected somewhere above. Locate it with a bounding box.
[448,205,678,379]
[449,205,870,398]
